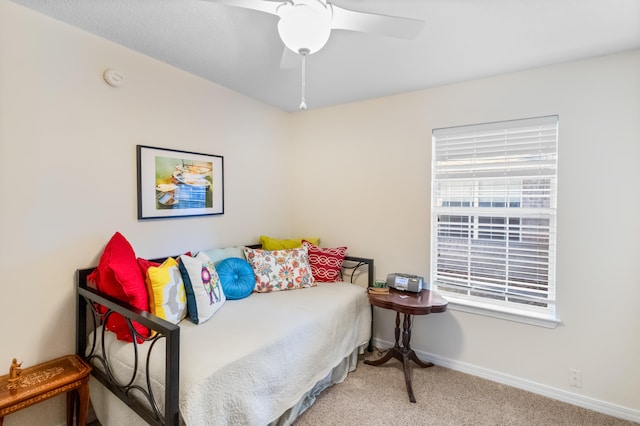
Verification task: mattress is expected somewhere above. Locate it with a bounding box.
[88,282,371,425]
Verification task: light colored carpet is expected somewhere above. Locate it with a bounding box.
[294,350,637,426]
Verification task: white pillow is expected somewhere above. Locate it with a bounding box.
[202,246,246,265]
[179,252,226,324]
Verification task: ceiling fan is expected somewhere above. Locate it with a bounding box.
[207,0,425,109]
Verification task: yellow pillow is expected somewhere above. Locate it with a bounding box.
[259,235,320,250]
[145,257,187,325]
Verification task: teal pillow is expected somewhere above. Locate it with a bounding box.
[216,257,255,300]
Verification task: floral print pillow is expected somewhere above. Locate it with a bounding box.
[243,246,316,292]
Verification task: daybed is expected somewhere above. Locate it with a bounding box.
[76,238,373,426]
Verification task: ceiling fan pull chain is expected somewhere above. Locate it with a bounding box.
[299,48,309,110]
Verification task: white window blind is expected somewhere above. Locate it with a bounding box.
[430,116,558,319]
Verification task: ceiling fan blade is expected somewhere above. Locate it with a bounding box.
[280,47,300,69]
[206,0,282,16]
[330,3,425,40]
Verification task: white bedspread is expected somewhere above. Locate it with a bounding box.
[89,282,371,426]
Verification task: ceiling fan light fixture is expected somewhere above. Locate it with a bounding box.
[210,0,426,110]
[277,2,331,54]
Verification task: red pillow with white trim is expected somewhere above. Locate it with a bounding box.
[302,240,347,283]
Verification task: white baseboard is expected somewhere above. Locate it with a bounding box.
[371,338,640,423]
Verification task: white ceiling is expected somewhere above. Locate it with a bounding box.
[10,0,640,112]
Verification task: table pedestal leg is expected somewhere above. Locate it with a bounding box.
[77,377,90,426]
[65,378,89,426]
[364,312,433,402]
[66,390,74,426]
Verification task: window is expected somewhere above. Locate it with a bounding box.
[430,116,558,325]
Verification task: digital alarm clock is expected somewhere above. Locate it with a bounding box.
[386,273,425,293]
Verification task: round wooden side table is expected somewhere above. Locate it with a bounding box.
[365,288,448,402]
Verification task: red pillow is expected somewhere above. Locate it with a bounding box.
[88,232,150,342]
[302,240,347,283]
[137,257,161,275]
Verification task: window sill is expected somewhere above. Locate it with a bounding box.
[444,298,561,329]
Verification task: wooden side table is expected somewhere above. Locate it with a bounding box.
[0,354,92,426]
[365,288,448,403]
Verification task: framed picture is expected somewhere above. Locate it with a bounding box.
[137,145,224,219]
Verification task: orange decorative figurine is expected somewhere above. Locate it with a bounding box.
[7,359,22,393]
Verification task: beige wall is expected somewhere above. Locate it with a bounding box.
[2,0,640,424]
[290,50,640,419]
[0,2,292,424]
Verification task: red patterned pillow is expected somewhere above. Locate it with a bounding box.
[302,240,347,283]
[88,232,150,342]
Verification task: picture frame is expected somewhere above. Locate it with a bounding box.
[137,145,224,219]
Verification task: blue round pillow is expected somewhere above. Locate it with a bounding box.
[216,257,255,300]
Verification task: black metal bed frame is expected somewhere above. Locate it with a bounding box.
[76,249,373,426]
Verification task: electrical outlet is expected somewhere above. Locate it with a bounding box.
[569,369,582,388]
